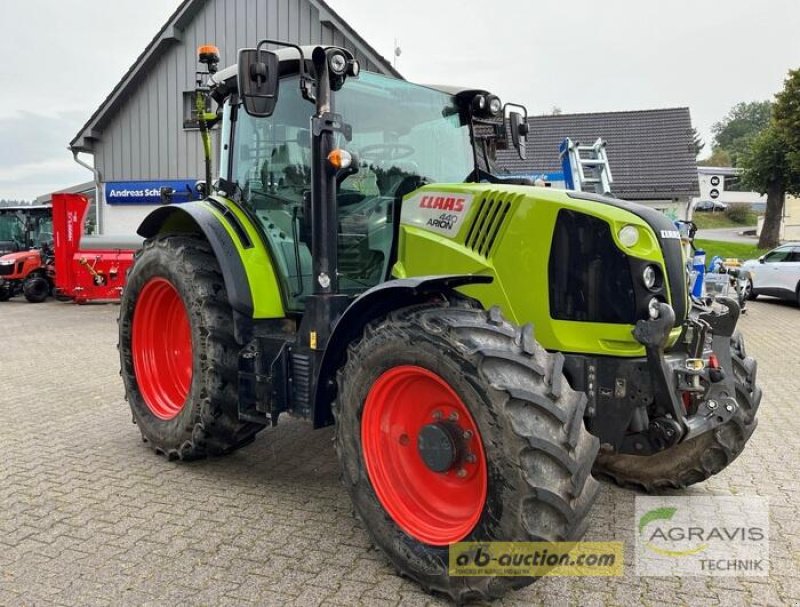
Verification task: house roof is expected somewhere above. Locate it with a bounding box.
[496,107,700,200]
[70,0,401,152]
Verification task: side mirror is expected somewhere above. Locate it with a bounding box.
[758,256,765,264]
[238,48,280,117]
[509,111,529,160]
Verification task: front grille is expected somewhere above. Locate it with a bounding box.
[464,193,514,258]
[0,264,13,277]
[549,209,637,324]
[566,191,688,324]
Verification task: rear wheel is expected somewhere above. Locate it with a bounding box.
[0,283,11,302]
[23,275,49,303]
[594,331,761,491]
[119,235,265,460]
[334,303,599,602]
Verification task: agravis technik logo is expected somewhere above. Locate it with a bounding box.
[635,497,769,576]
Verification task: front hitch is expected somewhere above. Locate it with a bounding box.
[632,303,687,442]
[630,297,742,452]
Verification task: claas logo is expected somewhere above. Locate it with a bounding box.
[419,195,466,213]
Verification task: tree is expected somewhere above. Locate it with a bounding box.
[740,68,800,249]
[740,125,800,249]
[691,127,705,157]
[697,147,732,167]
[773,67,800,174]
[711,100,772,165]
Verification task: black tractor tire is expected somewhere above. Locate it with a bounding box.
[334,302,600,602]
[0,284,11,302]
[22,275,50,303]
[119,235,265,460]
[594,330,761,492]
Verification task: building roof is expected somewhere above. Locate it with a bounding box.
[70,0,401,152]
[496,107,700,200]
[35,182,95,205]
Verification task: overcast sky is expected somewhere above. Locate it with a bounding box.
[1,0,797,200]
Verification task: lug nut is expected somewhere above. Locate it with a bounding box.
[707,400,718,410]
[432,410,442,420]
[398,433,409,446]
[449,412,459,422]
[465,453,477,464]
[725,404,734,412]
[456,468,467,478]
[463,430,473,440]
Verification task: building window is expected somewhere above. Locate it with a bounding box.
[183,91,213,129]
[724,174,744,192]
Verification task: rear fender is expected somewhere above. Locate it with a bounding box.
[138,199,284,319]
[312,274,493,428]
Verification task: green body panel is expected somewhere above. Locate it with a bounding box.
[202,197,285,319]
[146,198,286,319]
[393,184,683,357]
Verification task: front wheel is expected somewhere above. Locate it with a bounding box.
[334,303,599,602]
[118,235,265,460]
[745,279,758,300]
[23,275,49,303]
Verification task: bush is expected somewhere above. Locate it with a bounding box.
[724,203,753,224]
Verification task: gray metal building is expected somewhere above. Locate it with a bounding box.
[69,0,400,235]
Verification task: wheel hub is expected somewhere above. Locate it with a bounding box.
[417,422,466,473]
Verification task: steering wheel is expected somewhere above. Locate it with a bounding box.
[359,143,415,162]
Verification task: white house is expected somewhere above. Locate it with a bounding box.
[694,166,766,209]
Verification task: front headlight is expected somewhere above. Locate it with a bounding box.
[643,265,659,290]
[618,225,640,248]
[648,297,661,319]
[0,260,14,266]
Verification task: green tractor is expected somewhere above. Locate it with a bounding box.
[119,41,761,601]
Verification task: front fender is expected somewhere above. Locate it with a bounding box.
[312,274,493,428]
[138,200,284,319]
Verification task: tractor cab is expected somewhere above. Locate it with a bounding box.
[206,47,527,311]
[0,213,23,255]
[0,206,53,256]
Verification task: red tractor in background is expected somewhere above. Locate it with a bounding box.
[0,195,140,304]
[0,205,55,303]
[51,193,140,303]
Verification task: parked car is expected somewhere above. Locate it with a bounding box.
[693,200,729,212]
[740,242,800,305]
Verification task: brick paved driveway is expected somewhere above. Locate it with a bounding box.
[0,298,798,606]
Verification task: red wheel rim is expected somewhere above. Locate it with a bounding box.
[132,278,193,420]
[361,365,487,545]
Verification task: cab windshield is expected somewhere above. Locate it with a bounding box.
[229,72,474,310]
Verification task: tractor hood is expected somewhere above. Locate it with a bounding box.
[394,183,688,357]
[0,250,38,264]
